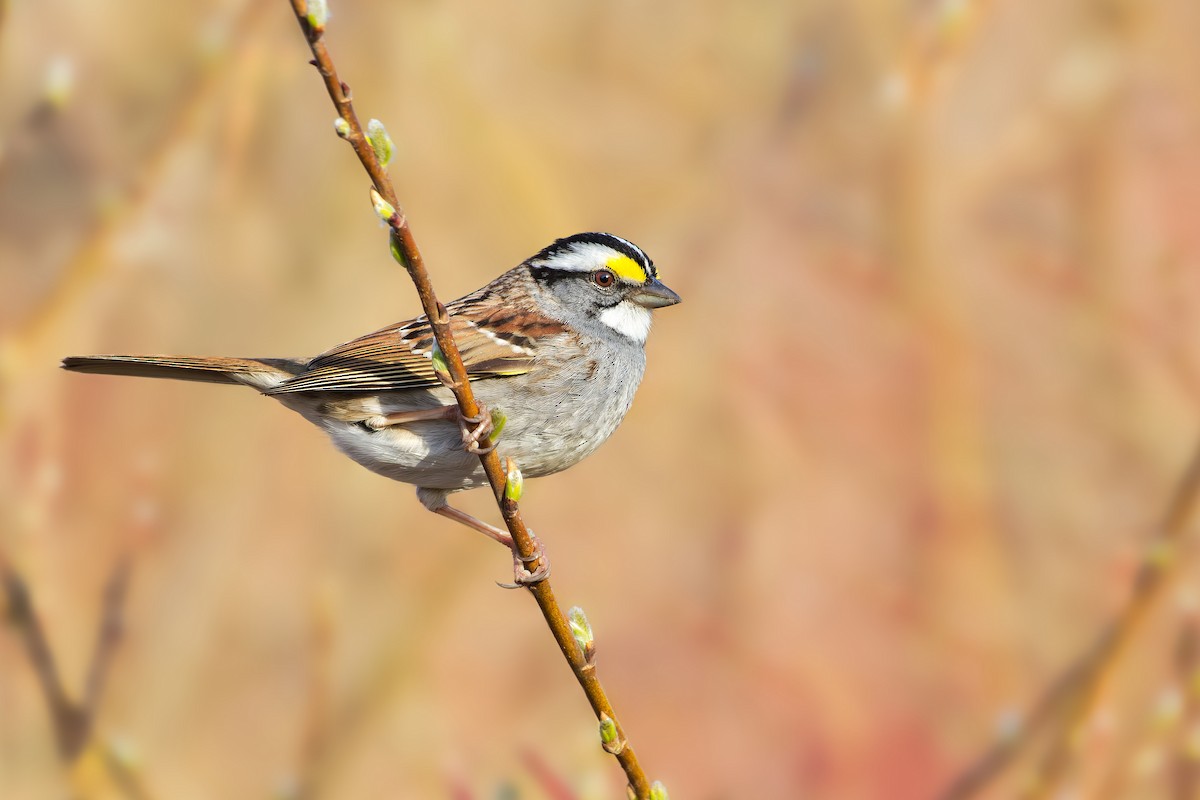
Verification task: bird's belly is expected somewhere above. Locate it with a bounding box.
[321,416,487,490]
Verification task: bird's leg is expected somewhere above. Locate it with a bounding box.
[417,488,550,587]
[365,403,495,456]
[431,504,513,547]
[364,406,457,430]
[458,404,495,455]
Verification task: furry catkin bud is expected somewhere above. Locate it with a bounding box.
[366,118,395,167]
[305,0,328,33]
[490,411,508,446]
[567,606,594,661]
[599,717,617,746]
[504,457,523,502]
[429,339,449,381]
[370,188,395,224]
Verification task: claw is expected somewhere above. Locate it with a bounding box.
[467,439,496,455]
[459,405,495,454]
[497,533,551,589]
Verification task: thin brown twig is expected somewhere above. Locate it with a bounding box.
[1,550,132,763]
[936,648,1093,799]
[1085,617,1189,800]
[1,553,76,755]
[83,556,132,721]
[283,3,652,796]
[939,441,1200,799]
[1023,444,1200,798]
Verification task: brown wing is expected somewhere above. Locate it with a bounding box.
[266,294,562,395]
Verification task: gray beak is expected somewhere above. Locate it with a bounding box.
[629,278,681,309]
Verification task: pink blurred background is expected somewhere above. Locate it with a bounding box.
[5,1,1200,797]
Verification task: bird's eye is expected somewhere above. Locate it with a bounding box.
[592,270,616,288]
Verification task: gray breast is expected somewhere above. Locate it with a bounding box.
[471,336,647,480]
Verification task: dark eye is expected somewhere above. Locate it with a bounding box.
[592,269,616,288]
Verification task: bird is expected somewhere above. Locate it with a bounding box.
[63,232,680,577]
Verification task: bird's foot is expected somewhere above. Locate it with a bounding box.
[459,405,495,454]
[497,533,550,589]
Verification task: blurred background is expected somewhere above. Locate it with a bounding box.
[4,0,1200,797]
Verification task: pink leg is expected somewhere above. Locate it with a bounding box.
[364,406,456,430]
[433,505,513,547]
[430,504,550,588]
[365,404,497,455]
[458,405,496,454]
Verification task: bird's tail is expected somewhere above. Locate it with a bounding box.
[61,355,306,392]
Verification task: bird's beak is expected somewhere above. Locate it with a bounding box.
[629,278,681,309]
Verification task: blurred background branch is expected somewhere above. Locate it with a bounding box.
[1,551,137,791]
[940,440,1200,798]
[1024,442,1200,797]
[6,0,1200,796]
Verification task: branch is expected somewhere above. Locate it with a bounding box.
[283,3,655,795]
[1,551,132,763]
[1023,443,1200,797]
[938,441,1200,798]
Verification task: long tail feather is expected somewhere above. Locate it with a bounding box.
[61,355,305,392]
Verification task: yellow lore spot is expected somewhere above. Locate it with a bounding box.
[605,254,648,283]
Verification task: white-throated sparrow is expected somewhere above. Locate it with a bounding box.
[63,232,680,554]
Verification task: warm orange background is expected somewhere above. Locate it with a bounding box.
[4,1,1200,798]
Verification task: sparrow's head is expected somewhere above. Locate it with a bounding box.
[524,232,681,344]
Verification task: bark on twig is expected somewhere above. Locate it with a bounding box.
[283,3,653,795]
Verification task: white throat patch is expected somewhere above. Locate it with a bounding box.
[599,301,652,343]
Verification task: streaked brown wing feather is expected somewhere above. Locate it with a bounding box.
[266,296,558,395]
[270,320,436,394]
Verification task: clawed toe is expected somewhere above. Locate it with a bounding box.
[497,534,551,589]
[466,438,495,455]
[459,405,496,454]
